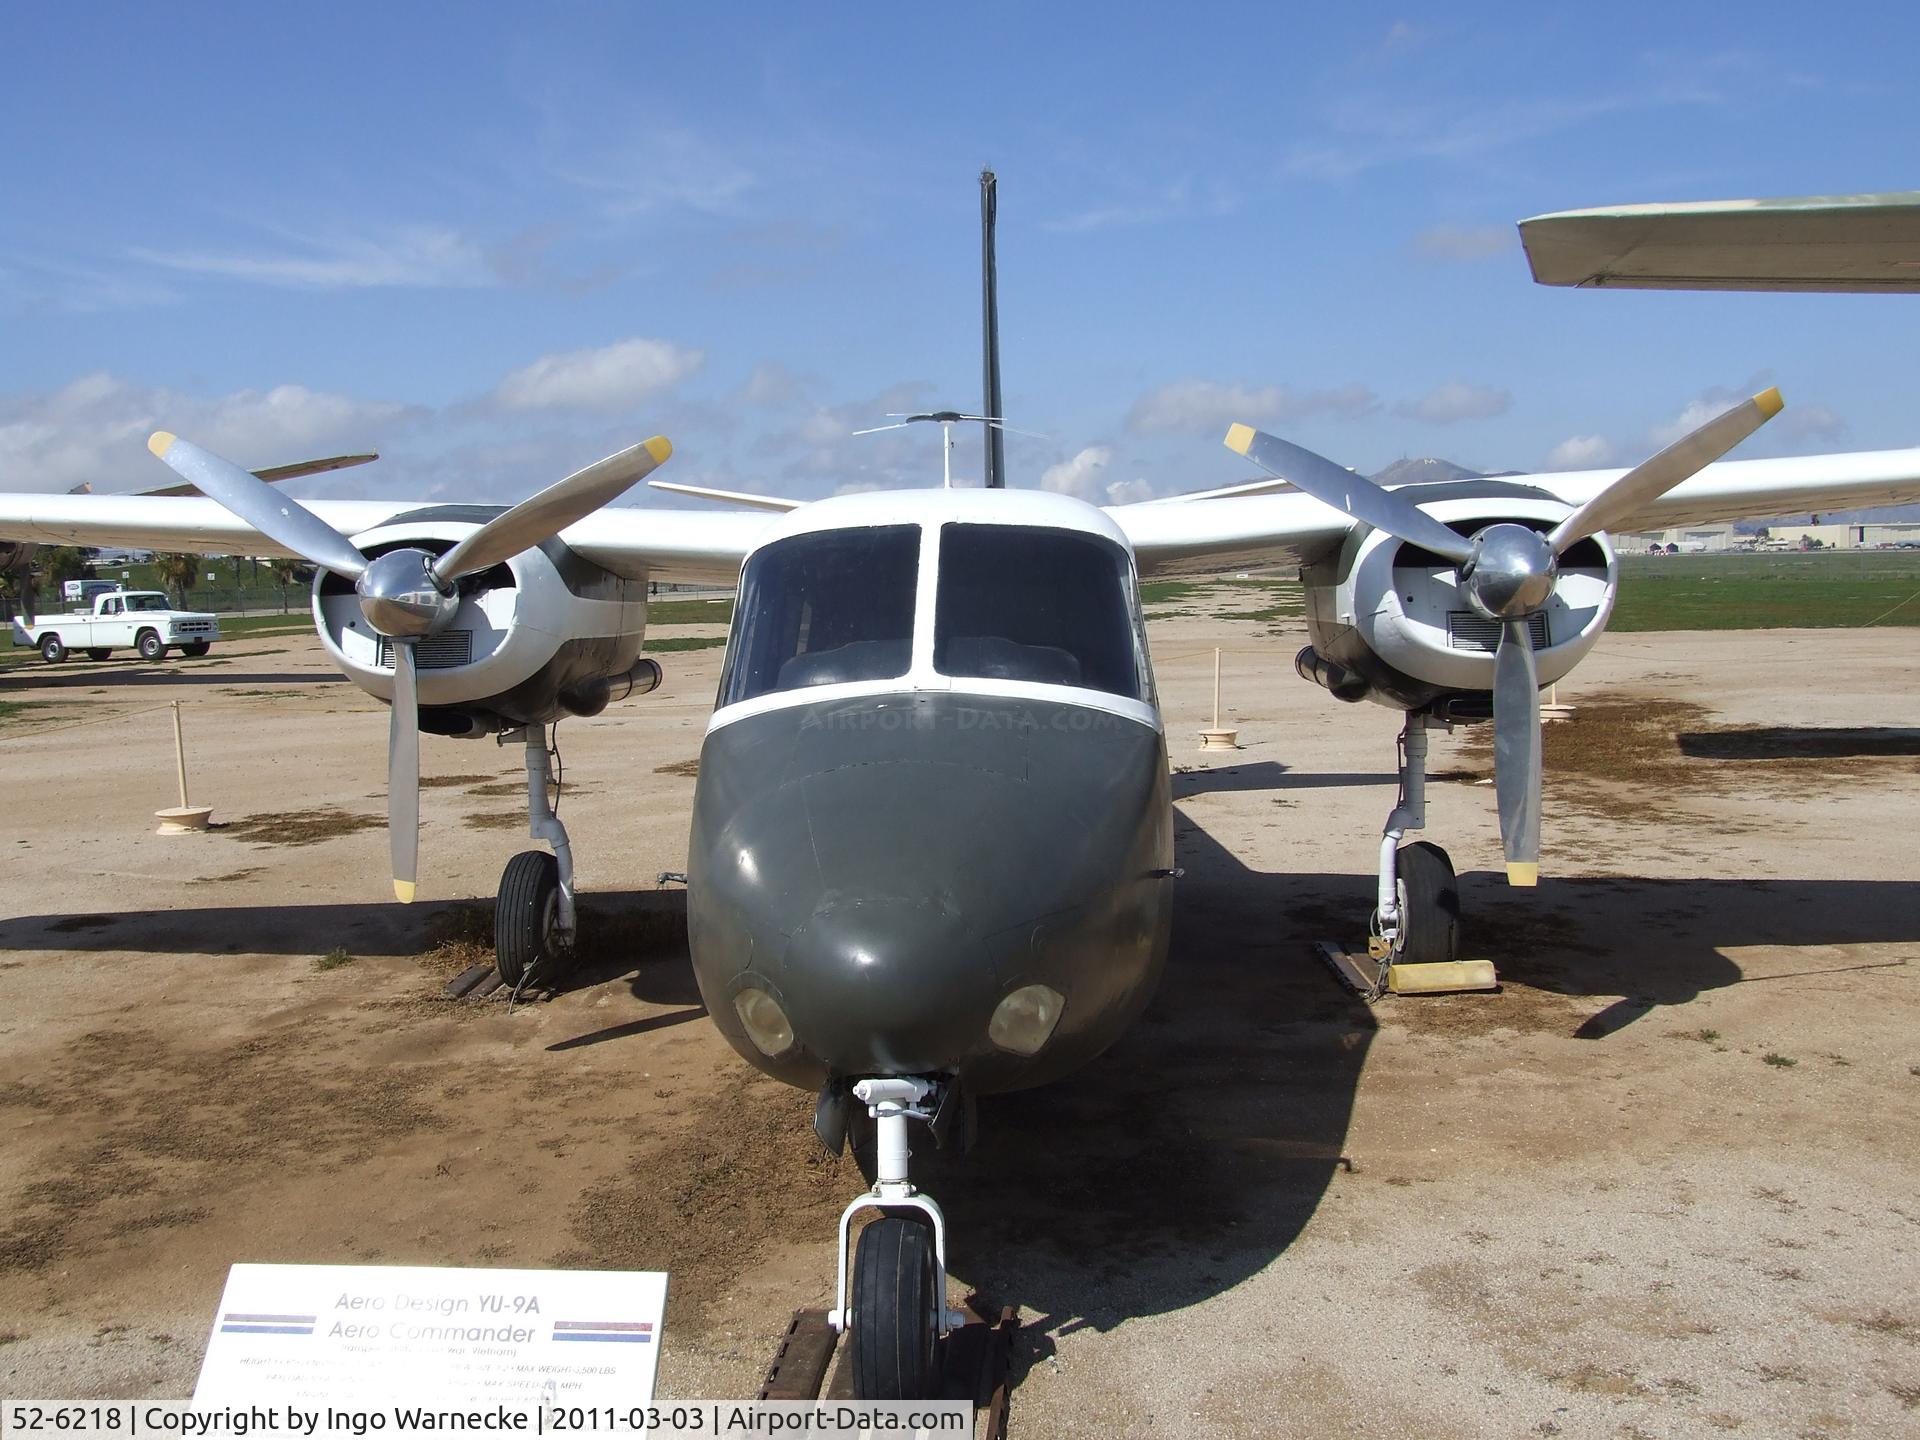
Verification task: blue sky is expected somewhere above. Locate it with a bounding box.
[2,3,1914,507]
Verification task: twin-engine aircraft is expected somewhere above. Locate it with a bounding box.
[5,399,1920,1394]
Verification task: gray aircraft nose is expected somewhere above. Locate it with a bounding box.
[687,692,1173,1090]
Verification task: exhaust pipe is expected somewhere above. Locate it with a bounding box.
[559,657,664,718]
[1294,646,1369,703]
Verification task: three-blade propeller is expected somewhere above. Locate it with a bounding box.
[147,432,674,901]
[1225,388,1782,884]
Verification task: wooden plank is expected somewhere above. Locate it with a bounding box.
[443,963,494,1000]
[758,1308,838,1401]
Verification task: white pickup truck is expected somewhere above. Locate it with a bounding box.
[11,590,221,663]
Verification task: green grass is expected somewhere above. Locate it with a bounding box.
[645,635,727,652]
[1612,551,1920,630]
[1763,1052,1798,1069]
[648,596,735,625]
[0,698,57,725]
[314,946,354,971]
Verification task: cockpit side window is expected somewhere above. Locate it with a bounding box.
[934,524,1149,701]
[717,525,919,707]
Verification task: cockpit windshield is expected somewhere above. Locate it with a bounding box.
[718,526,919,707]
[934,524,1150,701]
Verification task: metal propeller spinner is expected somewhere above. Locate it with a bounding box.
[147,431,674,903]
[1225,387,1782,885]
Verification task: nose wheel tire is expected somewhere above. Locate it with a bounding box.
[1395,840,1461,964]
[495,850,567,988]
[851,1215,941,1401]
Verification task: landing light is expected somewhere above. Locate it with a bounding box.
[734,987,795,1058]
[988,984,1065,1057]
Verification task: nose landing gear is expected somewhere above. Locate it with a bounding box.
[828,1077,969,1400]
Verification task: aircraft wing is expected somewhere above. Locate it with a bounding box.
[1521,192,1920,292]
[1112,446,1920,576]
[0,492,772,586]
[1517,447,1920,530]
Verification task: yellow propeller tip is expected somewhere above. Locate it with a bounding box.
[644,435,673,465]
[1754,387,1784,418]
[1505,862,1540,888]
[147,431,177,457]
[393,880,416,904]
[1223,422,1255,456]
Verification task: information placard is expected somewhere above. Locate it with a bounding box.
[193,1264,668,1407]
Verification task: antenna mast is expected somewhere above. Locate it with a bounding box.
[980,169,1006,489]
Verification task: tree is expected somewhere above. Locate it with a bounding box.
[155,553,202,607]
[266,558,314,614]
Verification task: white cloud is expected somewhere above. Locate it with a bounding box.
[1040,446,1112,499]
[130,226,494,290]
[1396,381,1512,424]
[492,337,705,415]
[735,361,810,409]
[1103,476,1156,506]
[1382,20,1423,51]
[1128,379,1377,434]
[1545,435,1615,471]
[1412,224,1516,262]
[549,126,757,218]
[0,373,416,494]
[1042,178,1241,235]
[1779,403,1846,442]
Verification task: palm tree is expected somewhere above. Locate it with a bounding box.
[266,558,314,613]
[156,553,202,608]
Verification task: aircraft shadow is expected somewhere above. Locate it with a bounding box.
[1,667,339,690]
[0,888,702,1013]
[931,807,1920,1373]
[8,830,1915,1379]
[1170,761,1395,798]
[1677,725,1920,760]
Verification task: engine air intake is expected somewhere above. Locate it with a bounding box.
[378,631,473,670]
[1446,611,1549,653]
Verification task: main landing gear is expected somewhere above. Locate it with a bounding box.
[493,725,576,991]
[1370,711,1461,968]
[828,1078,969,1400]
[1321,709,1493,999]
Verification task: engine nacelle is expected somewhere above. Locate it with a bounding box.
[311,505,655,736]
[1298,482,1617,712]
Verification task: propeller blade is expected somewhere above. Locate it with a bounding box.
[1224,423,1475,563]
[1548,388,1782,552]
[389,639,420,904]
[19,573,35,628]
[434,436,672,583]
[1492,619,1542,887]
[147,432,370,580]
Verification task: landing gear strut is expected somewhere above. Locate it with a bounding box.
[1369,711,1461,967]
[828,1078,968,1400]
[494,725,576,989]
[1318,709,1489,999]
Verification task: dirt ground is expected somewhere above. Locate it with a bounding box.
[2,605,1916,1438]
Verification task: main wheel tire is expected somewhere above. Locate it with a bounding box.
[851,1216,941,1401]
[1396,840,1461,965]
[181,641,211,657]
[136,629,165,661]
[495,850,564,988]
[39,634,66,664]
